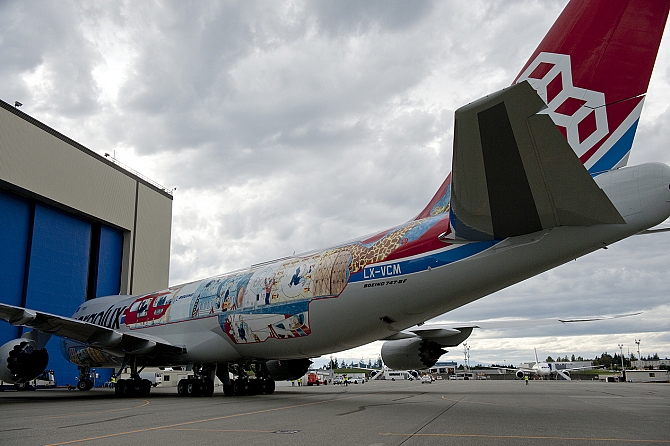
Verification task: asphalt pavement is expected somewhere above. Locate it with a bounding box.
[0,378,668,445]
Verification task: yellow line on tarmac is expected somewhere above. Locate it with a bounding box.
[45,393,370,445]
[380,432,670,443]
[46,400,151,419]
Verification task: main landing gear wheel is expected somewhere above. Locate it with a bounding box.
[115,378,151,397]
[77,379,93,391]
[263,378,275,395]
[177,378,215,397]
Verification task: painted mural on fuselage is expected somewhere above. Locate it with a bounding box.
[80,183,455,346]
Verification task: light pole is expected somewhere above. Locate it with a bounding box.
[635,339,641,369]
[463,342,469,372]
[618,344,624,373]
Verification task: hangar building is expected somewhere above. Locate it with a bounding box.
[0,99,173,386]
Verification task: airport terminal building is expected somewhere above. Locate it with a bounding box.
[0,99,173,386]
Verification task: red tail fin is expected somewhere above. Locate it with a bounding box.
[515,0,669,173]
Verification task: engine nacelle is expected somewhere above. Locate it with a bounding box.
[0,338,49,384]
[516,370,525,379]
[265,358,312,381]
[381,338,446,370]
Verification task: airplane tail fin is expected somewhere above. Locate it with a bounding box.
[515,0,670,174]
[534,348,540,366]
[431,0,669,241]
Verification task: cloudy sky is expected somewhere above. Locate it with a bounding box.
[2,0,669,367]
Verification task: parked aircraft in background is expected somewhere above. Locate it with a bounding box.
[1,0,670,397]
[501,349,599,380]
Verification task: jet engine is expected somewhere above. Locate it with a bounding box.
[265,358,312,381]
[381,338,447,370]
[0,338,49,384]
[516,370,525,379]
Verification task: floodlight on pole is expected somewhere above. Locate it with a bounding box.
[618,344,624,372]
[635,339,641,369]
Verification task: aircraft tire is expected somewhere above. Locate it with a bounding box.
[186,380,196,396]
[232,379,245,396]
[77,379,93,391]
[141,379,152,396]
[223,384,234,396]
[115,379,126,395]
[263,378,275,395]
[120,380,135,397]
[247,379,260,395]
[202,379,214,397]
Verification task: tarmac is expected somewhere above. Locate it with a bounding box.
[0,379,668,445]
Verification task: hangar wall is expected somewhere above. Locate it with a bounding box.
[0,99,173,386]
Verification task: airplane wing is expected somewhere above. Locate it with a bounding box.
[490,366,532,372]
[562,364,602,372]
[0,303,184,355]
[383,312,640,343]
[440,313,641,330]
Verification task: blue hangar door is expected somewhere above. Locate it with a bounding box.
[0,191,124,387]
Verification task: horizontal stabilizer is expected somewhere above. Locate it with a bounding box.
[450,81,625,241]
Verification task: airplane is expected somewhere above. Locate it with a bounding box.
[2,0,670,398]
[503,349,599,381]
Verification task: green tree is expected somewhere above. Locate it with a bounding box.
[593,352,614,368]
[545,356,554,362]
[571,354,576,362]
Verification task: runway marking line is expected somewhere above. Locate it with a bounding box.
[380,433,670,443]
[162,428,275,434]
[46,400,151,419]
[441,395,503,406]
[44,393,371,445]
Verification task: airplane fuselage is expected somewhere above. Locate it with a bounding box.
[67,162,670,369]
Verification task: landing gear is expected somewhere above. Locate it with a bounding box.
[113,356,152,397]
[114,378,151,397]
[218,362,275,396]
[13,382,36,391]
[77,379,93,391]
[177,377,214,397]
[177,363,216,397]
[76,367,94,391]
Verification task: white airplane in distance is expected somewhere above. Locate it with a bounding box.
[2,0,670,398]
[497,349,599,381]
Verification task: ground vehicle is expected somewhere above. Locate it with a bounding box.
[382,370,417,381]
[333,376,344,385]
[421,374,433,383]
[306,372,323,386]
[453,372,474,380]
[139,371,163,387]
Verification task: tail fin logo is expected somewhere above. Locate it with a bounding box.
[517,52,609,159]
